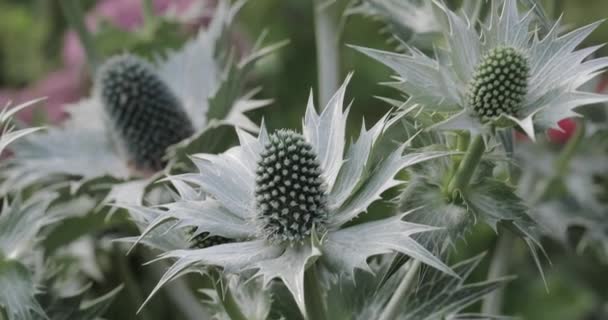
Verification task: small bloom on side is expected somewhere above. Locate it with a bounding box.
[357,0,608,140]
[131,75,455,317]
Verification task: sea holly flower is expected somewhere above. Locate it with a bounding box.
[356,0,608,140]
[130,75,455,318]
[1,2,274,201]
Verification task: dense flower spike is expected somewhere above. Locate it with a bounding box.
[255,130,328,242]
[467,46,529,122]
[97,54,194,171]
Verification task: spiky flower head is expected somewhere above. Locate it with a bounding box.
[131,75,455,318]
[255,130,328,242]
[467,46,529,122]
[358,0,608,140]
[97,54,195,171]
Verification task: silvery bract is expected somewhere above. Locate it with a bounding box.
[130,75,456,317]
[326,253,509,320]
[351,0,482,51]
[357,0,608,140]
[0,99,44,154]
[1,1,270,199]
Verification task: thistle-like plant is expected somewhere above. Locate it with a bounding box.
[357,0,608,140]
[1,1,274,203]
[129,75,456,318]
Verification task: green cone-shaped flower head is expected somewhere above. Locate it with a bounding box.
[98,54,194,171]
[467,46,529,122]
[255,130,328,242]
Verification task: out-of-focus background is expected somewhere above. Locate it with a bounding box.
[1,0,608,319]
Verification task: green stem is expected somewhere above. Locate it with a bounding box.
[532,120,585,203]
[217,281,248,320]
[480,232,515,314]
[313,0,341,108]
[304,264,327,320]
[482,120,585,315]
[447,135,486,196]
[116,251,153,320]
[59,0,99,73]
[378,259,421,320]
[142,0,155,25]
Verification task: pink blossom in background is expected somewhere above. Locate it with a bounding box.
[547,118,577,145]
[0,68,82,124]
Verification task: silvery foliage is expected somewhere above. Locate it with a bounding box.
[0,192,120,320]
[350,0,482,51]
[0,99,44,154]
[520,130,608,256]
[325,254,510,320]
[0,0,273,204]
[127,75,457,318]
[356,0,608,140]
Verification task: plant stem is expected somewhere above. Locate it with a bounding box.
[142,0,155,25]
[482,121,585,315]
[116,251,153,320]
[447,135,485,196]
[60,0,99,73]
[532,120,585,203]
[481,232,515,314]
[304,264,327,320]
[378,259,421,320]
[313,0,341,108]
[217,281,248,320]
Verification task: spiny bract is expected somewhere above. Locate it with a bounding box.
[97,54,195,171]
[255,130,328,242]
[467,46,529,122]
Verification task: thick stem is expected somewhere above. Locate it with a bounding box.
[447,135,485,196]
[378,259,421,320]
[217,283,248,320]
[304,264,327,320]
[313,0,341,108]
[59,0,99,72]
[481,232,515,314]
